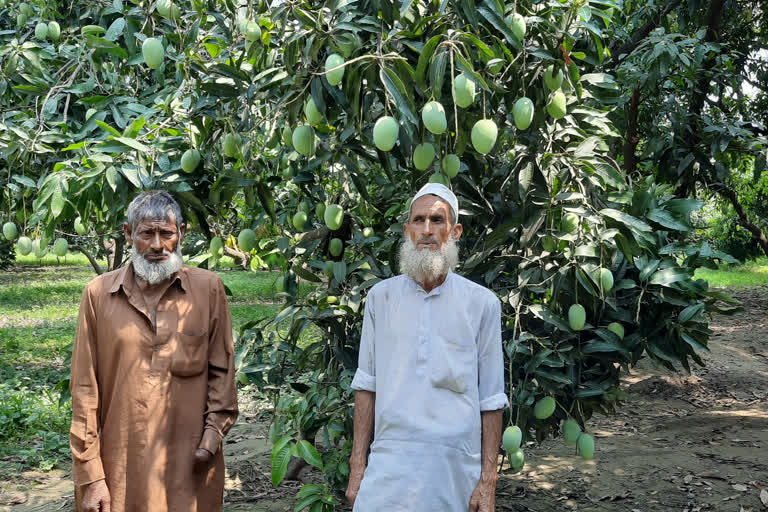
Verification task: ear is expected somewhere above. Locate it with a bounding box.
[451,222,463,240]
[123,222,133,246]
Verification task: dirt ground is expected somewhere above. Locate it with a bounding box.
[2,287,767,512]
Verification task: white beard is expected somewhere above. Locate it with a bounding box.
[131,243,183,285]
[399,235,459,285]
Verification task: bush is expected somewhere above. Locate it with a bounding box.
[705,214,760,262]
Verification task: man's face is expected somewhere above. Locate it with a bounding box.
[403,195,462,250]
[125,214,185,263]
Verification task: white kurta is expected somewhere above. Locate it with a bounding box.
[351,272,509,512]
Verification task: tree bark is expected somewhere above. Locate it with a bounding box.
[71,245,104,275]
[717,186,768,258]
[111,236,126,271]
[674,0,726,198]
[623,87,641,176]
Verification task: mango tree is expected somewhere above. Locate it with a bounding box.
[228,0,741,507]
[0,0,744,508]
[0,0,280,272]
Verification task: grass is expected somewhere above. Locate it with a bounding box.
[6,253,761,479]
[0,259,304,480]
[694,257,768,287]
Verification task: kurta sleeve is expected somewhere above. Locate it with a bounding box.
[198,277,239,455]
[476,297,509,411]
[351,288,376,392]
[70,284,105,486]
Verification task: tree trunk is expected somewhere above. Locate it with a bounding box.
[716,186,768,258]
[674,0,726,197]
[111,236,125,271]
[623,87,641,176]
[72,245,104,275]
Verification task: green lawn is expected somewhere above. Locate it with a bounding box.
[694,257,768,287]
[0,261,295,480]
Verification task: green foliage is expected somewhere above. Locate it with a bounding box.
[0,239,14,269]
[0,0,751,502]
[0,382,72,476]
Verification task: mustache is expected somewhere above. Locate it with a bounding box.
[417,236,439,244]
[140,247,174,256]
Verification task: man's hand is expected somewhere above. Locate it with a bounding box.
[345,465,365,506]
[81,479,110,512]
[193,447,213,472]
[468,476,497,512]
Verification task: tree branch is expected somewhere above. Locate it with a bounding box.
[623,87,641,175]
[716,186,768,258]
[224,245,248,269]
[674,0,726,198]
[607,0,683,67]
[71,245,104,275]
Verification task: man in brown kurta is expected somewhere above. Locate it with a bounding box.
[70,191,238,511]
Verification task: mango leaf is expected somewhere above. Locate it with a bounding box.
[296,440,323,469]
[293,494,322,512]
[114,136,149,152]
[270,436,293,487]
[105,17,126,41]
[477,2,521,49]
[428,51,448,100]
[51,182,66,218]
[528,304,572,333]
[380,68,418,125]
[681,332,710,353]
[416,34,441,86]
[646,208,690,231]
[296,484,325,499]
[649,267,690,287]
[600,208,652,232]
[333,261,347,283]
[293,264,322,283]
[678,303,704,324]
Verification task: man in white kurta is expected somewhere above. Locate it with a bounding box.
[346,184,508,512]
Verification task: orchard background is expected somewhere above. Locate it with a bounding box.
[1,0,768,510]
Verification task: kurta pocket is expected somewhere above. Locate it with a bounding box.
[429,338,476,394]
[170,332,208,377]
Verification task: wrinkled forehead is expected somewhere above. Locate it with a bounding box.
[409,195,451,220]
[134,213,177,229]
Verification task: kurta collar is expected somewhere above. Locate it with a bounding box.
[405,271,453,296]
[108,262,189,294]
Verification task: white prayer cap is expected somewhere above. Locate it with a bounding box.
[410,183,459,223]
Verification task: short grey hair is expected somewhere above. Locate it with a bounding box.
[125,190,183,231]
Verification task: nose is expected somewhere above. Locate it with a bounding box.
[422,219,434,235]
[150,232,163,250]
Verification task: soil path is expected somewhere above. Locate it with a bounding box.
[2,287,767,512]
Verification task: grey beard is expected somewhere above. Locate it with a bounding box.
[131,244,183,285]
[399,235,459,284]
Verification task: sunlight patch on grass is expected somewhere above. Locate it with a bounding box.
[695,259,768,287]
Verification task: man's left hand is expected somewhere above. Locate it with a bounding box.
[193,448,213,472]
[468,476,497,512]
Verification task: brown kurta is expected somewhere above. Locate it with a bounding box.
[70,264,239,512]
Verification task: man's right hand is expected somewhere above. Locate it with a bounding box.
[345,467,365,506]
[81,479,110,512]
